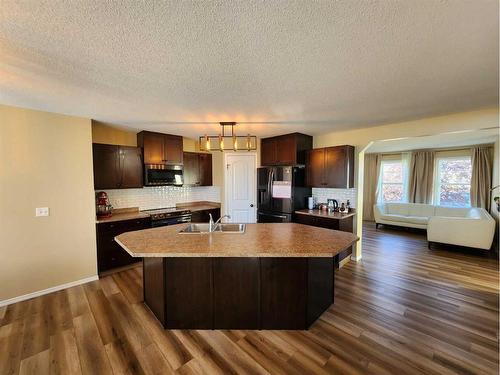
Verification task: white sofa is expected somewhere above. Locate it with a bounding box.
[373,203,495,250]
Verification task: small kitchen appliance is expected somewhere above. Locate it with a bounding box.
[327,199,338,212]
[96,191,113,218]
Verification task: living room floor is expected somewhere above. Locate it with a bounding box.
[1,223,498,375]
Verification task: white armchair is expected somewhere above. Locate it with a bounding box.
[427,208,495,250]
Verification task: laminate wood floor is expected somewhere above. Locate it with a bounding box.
[1,223,498,374]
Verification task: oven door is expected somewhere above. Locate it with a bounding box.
[151,214,192,228]
[145,165,183,186]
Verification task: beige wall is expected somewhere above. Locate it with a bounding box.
[92,120,137,146]
[91,121,199,153]
[0,105,97,301]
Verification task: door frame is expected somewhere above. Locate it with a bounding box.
[223,152,258,223]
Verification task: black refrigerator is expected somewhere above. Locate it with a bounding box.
[257,166,311,223]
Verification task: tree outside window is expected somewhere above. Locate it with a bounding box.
[434,157,472,207]
[380,160,404,202]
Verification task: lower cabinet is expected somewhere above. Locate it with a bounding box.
[96,217,150,273]
[294,213,354,265]
[190,208,220,223]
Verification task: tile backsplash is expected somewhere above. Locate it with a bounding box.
[100,186,221,211]
[312,188,357,208]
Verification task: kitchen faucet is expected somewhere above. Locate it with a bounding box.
[209,213,231,232]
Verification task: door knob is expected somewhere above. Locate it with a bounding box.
[250,204,254,207]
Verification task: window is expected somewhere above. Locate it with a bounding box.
[379,160,408,203]
[434,156,472,207]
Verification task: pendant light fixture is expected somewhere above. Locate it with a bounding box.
[199,122,257,152]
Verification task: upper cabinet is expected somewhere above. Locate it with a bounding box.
[306,145,355,188]
[183,152,212,186]
[137,131,183,165]
[260,133,313,166]
[93,144,143,190]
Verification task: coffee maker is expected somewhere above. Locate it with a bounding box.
[96,191,113,218]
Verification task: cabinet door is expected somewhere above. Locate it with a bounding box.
[183,152,200,185]
[199,153,212,186]
[276,135,296,165]
[93,144,120,189]
[260,139,277,166]
[142,132,165,164]
[96,218,149,273]
[324,147,347,188]
[164,135,183,164]
[119,146,143,188]
[306,148,325,187]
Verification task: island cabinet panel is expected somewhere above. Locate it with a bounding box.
[143,258,166,325]
[213,258,260,329]
[260,258,308,329]
[307,257,334,326]
[164,258,213,329]
[142,256,336,330]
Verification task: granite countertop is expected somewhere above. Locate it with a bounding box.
[96,201,221,224]
[295,209,356,220]
[115,223,359,258]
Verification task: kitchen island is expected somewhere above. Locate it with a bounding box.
[115,223,358,330]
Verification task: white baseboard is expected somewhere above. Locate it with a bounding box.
[350,254,362,262]
[338,256,351,268]
[0,275,99,307]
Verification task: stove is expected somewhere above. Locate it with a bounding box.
[142,207,192,227]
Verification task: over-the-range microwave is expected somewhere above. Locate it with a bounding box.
[144,164,183,186]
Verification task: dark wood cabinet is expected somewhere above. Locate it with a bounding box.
[190,208,220,223]
[260,133,312,166]
[93,143,143,190]
[294,213,354,265]
[144,256,334,330]
[137,131,183,165]
[306,145,354,188]
[183,152,212,186]
[96,217,150,273]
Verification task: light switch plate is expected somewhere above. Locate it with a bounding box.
[35,207,50,217]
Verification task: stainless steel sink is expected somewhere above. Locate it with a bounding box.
[179,223,246,234]
[216,223,246,233]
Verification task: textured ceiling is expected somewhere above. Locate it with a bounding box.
[0,1,498,138]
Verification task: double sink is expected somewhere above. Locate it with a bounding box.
[179,223,246,234]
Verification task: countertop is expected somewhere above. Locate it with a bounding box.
[96,202,220,224]
[96,210,150,224]
[295,209,356,220]
[115,223,359,258]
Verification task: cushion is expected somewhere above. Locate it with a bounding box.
[407,203,435,217]
[386,203,409,216]
[434,206,469,218]
[380,214,429,225]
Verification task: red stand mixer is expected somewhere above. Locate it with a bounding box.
[96,191,113,218]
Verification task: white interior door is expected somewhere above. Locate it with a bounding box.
[225,153,257,223]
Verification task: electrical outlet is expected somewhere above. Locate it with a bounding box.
[35,207,49,217]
